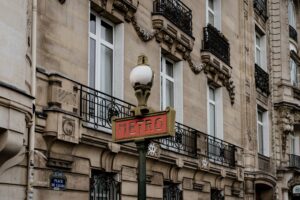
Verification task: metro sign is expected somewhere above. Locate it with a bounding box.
[112,108,175,143]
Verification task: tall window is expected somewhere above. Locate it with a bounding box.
[161,57,175,110]
[257,110,264,154]
[208,87,216,137]
[257,108,269,156]
[163,182,182,200]
[290,58,298,86]
[291,133,296,155]
[89,13,114,95]
[206,0,221,29]
[288,0,296,28]
[255,30,267,71]
[207,87,223,139]
[90,171,120,200]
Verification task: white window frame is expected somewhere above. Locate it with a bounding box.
[255,30,267,71]
[288,0,297,28]
[290,132,300,156]
[256,107,269,156]
[89,10,124,99]
[160,55,183,123]
[88,10,124,133]
[290,58,298,86]
[207,86,223,139]
[206,0,221,30]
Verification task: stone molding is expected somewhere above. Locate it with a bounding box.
[202,53,235,105]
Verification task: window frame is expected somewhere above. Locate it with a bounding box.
[207,86,223,139]
[206,0,221,30]
[89,11,115,95]
[254,28,267,72]
[160,56,175,111]
[256,107,269,156]
[288,0,297,29]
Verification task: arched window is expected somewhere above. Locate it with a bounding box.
[288,0,297,28]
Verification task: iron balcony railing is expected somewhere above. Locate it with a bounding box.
[79,84,238,167]
[159,122,198,157]
[153,0,193,36]
[255,64,270,95]
[289,25,298,42]
[258,153,271,172]
[163,183,182,200]
[80,84,134,129]
[253,0,268,21]
[207,135,236,167]
[289,154,300,168]
[202,24,230,66]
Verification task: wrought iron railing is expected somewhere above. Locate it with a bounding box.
[289,154,300,168]
[80,84,134,129]
[202,24,230,65]
[289,25,298,42]
[90,172,120,200]
[253,0,268,21]
[255,64,270,95]
[153,0,192,36]
[207,135,236,167]
[79,84,238,167]
[159,122,198,157]
[258,153,271,171]
[163,183,182,200]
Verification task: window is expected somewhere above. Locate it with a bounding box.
[288,0,297,28]
[90,171,120,200]
[255,31,267,71]
[89,11,124,98]
[160,55,183,122]
[290,58,298,86]
[207,87,223,139]
[290,133,296,155]
[163,182,182,200]
[206,0,221,29]
[257,108,269,156]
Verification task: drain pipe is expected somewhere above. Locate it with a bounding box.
[27,0,37,199]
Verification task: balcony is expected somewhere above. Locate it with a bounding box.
[255,64,270,95]
[289,154,300,168]
[258,153,271,172]
[289,25,298,42]
[253,0,268,21]
[202,24,230,66]
[153,0,192,36]
[79,83,239,167]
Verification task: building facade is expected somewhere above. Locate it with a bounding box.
[0,0,300,199]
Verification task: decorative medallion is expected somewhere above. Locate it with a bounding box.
[62,118,75,136]
[147,142,161,158]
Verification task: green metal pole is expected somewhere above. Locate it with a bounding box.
[135,141,149,200]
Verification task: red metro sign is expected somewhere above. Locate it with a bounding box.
[112,109,175,143]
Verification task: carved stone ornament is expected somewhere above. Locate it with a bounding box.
[198,156,209,170]
[62,118,75,136]
[203,60,235,105]
[113,0,137,22]
[147,142,161,158]
[278,106,294,153]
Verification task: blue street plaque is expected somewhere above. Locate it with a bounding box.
[50,171,67,191]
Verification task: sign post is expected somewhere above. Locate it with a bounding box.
[112,55,175,200]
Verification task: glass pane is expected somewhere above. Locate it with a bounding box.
[291,136,295,154]
[166,60,173,77]
[209,87,215,101]
[209,12,214,26]
[257,111,263,122]
[100,45,113,95]
[89,38,96,88]
[256,35,260,47]
[101,21,113,44]
[209,103,215,136]
[90,14,96,34]
[290,59,298,85]
[258,124,264,154]
[166,79,174,107]
[256,48,261,66]
[208,0,214,10]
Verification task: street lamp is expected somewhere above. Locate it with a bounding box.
[130,55,154,116]
[129,55,154,200]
